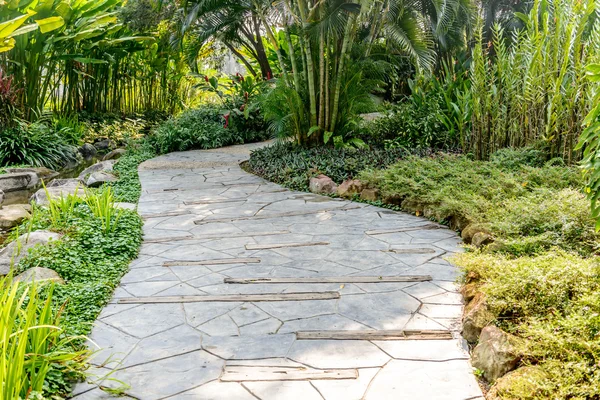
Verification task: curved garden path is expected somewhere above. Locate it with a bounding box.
[73,142,483,400]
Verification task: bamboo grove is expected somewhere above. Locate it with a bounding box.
[469,0,600,162]
[0,0,191,118]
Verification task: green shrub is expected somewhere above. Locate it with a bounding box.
[360,98,452,150]
[149,106,242,153]
[247,142,409,191]
[0,122,79,170]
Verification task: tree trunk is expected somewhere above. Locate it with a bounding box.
[330,14,355,134]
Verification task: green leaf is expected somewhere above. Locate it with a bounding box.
[35,16,65,34]
[323,130,333,143]
[0,11,34,39]
[308,126,321,138]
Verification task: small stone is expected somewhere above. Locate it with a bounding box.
[382,193,404,205]
[360,188,380,201]
[103,148,127,161]
[84,171,118,187]
[472,232,494,248]
[461,224,490,244]
[460,282,479,302]
[0,205,30,230]
[336,179,364,198]
[462,292,495,343]
[13,267,64,284]
[93,138,116,151]
[0,172,39,192]
[78,160,116,183]
[472,326,520,382]
[309,175,338,195]
[79,143,98,159]
[0,231,62,276]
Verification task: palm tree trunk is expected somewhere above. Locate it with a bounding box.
[318,25,326,129]
[284,22,301,91]
[297,0,318,130]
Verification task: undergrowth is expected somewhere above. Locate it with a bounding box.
[247,142,410,191]
[103,142,157,203]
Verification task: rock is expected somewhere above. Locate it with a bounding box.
[0,231,62,276]
[79,143,97,159]
[400,199,422,214]
[13,267,64,285]
[360,188,380,201]
[0,172,39,193]
[461,224,490,244]
[449,214,471,231]
[31,179,84,206]
[103,148,127,161]
[460,282,478,303]
[472,232,494,248]
[472,326,520,382]
[84,171,118,187]
[94,139,115,152]
[78,160,116,183]
[0,205,30,230]
[0,189,4,209]
[309,175,338,195]
[3,167,59,182]
[337,179,364,199]
[382,193,404,206]
[487,366,547,400]
[462,292,495,343]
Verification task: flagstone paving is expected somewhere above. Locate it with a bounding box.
[73,142,483,400]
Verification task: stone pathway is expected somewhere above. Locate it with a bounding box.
[74,142,483,400]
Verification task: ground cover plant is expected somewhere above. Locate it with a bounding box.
[246,142,410,191]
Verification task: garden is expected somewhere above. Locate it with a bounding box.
[1,0,600,399]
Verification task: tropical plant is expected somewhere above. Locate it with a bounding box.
[469,0,598,161]
[0,277,89,400]
[0,121,79,169]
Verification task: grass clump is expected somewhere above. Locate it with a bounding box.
[359,153,591,254]
[247,142,409,191]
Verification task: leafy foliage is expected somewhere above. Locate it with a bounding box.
[0,122,79,170]
[149,105,268,154]
[104,143,157,203]
[0,278,90,400]
[246,142,409,191]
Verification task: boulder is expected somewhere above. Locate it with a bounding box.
[360,188,380,201]
[31,179,84,206]
[13,267,64,285]
[0,172,39,193]
[472,326,520,382]
[0,231,62,276]
[462,292,495,343]
[85,171,118,187]
[3,167,59,182]
[472,232,494,248]
[0,189,4,209]
[79,143,98,159]
[461,224,490,244]
[78,160,116,183]
[337,179,364,199]
[94,139,115,152]
[460,282,478,303]
[103,148,127,161]
[0,205,30,230]
[309,175,338,195]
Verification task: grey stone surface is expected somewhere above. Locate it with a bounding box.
[82,142,481,399]
[13,267,64,284]
[0,231,62,276]
[0,204,30,230]
[0,171,39,192]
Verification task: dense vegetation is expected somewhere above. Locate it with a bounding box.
[2,0,600,398]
